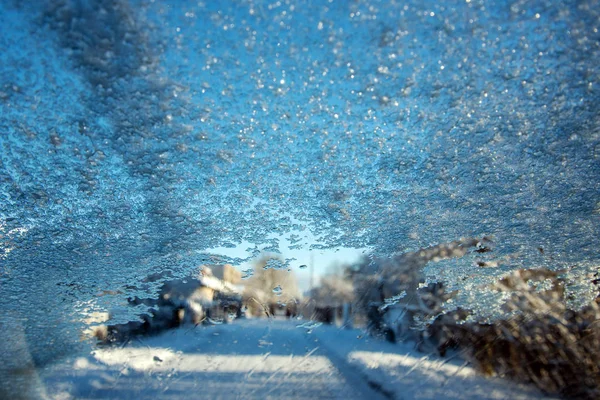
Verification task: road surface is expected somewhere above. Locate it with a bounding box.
[38,319,551,400]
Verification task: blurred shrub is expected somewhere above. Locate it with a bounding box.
[442,268,600,399]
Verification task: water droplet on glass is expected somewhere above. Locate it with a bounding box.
[241,268,254,279]
[296,321,322,331]
[272,285,282,295]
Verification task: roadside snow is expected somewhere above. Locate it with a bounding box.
[310,327,555,400]
[40,319,555,400]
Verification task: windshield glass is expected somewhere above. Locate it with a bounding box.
[1,1,599,399]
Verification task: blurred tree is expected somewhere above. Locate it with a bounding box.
[242,256,301,316]
[309,265,354,307]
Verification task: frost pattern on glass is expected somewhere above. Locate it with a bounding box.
[380,292,407,311]
[0,0,599,368]
[272,285,283,296]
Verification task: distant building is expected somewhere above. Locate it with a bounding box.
[207,264,242,285]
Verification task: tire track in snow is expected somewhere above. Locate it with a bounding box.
[306,329,393,400]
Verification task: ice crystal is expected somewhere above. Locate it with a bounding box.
[0,0,599,367]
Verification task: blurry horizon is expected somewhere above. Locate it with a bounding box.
[204,238,369,293]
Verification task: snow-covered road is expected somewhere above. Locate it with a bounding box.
[38,319,553,400]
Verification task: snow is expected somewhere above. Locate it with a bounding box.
[310,326,554,400]
[38,319,554,400]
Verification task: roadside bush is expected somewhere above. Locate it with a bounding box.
[440,269,600,399]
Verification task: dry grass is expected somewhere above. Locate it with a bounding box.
[438,269,600,399]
